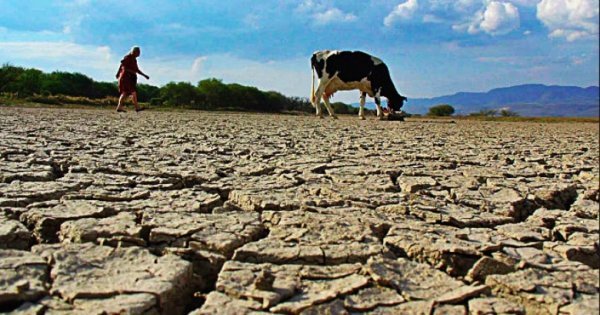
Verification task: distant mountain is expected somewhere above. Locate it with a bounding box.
[356,84,599,117]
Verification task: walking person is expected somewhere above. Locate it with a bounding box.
[116,46,150,112]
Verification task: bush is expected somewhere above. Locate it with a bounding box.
[150,97,163,106]
[331,102,359,115]
[500,109,519,117]
[427,104,455,116]
[469,109,498,117]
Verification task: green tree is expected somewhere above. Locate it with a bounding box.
[15,68,44,96]
[41,71,95,97]
[427,104,455,116]
[137,84,160,102]
[91,81,118,98]
[499,108,519,117]
[227,83,260,110]
[197,78,230,108]
[160,82,202,107]
[0,64,25,94]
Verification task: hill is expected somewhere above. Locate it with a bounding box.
[406,84,599,117]
[357,84,599,117]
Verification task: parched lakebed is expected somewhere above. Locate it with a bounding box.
[1,107,598,314]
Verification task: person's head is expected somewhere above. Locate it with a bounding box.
[130,46,141,57]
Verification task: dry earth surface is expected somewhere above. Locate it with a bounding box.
[1,107,598,315]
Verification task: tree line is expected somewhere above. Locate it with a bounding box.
[0,64,361,114]
[0,64,159,102]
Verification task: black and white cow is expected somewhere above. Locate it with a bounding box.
[311,50,407,119]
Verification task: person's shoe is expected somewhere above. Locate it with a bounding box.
[116,108,126,113]
[135,107,145,112]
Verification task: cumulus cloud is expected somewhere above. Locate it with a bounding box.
[297,0,357,25]
[384,0,419,27]
[465,1,520,35]
[480,1,520,34]
[388,0,522,35]
[314,8,357,25]
[143,56,208,85]
[537,0,599,41]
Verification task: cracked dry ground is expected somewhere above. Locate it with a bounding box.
[1,107,598,315]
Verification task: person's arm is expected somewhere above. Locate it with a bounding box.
[132,58,149,79]
[121,67,148,79]
[137,69,149,80]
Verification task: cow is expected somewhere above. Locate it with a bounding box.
[310,50,407,120]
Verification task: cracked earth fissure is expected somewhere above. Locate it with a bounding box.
[0,108,598,314]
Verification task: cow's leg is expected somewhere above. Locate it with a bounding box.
[322,95,338,119]
[375,94,384,120]
[312,82,327,118]
[358,92,366,120]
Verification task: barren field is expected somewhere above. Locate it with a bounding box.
[1,107,598,314]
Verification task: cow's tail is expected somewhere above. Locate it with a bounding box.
[310,65,316,106]
[310,62,316,106]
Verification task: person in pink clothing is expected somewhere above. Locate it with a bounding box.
[116,46,150,112]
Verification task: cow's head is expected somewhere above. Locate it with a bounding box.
[388,95,407,112]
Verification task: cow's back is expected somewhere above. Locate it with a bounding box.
[313,51,385,82]
[327,51,376,82]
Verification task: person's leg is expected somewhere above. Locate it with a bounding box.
[132,92,140,111]
[116,93,127,111]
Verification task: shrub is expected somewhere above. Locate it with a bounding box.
[150,97,163,106]
[500,109,519,117]
[469,109,498,117]
[427,104,455,116]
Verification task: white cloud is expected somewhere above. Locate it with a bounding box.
[191,56,207,74]
[296,0,323,13]
[384,0,419,27]
[0,41,113,66]
[423,14,444,24]
[392,1,523,35]
[314,8,357,25]
[537,0,599,41]
[296,0,357,25]
[480,2,520,35]
[142,57,206,85]
[461,1,520,35]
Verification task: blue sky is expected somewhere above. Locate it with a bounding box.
[0,0,598,102]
